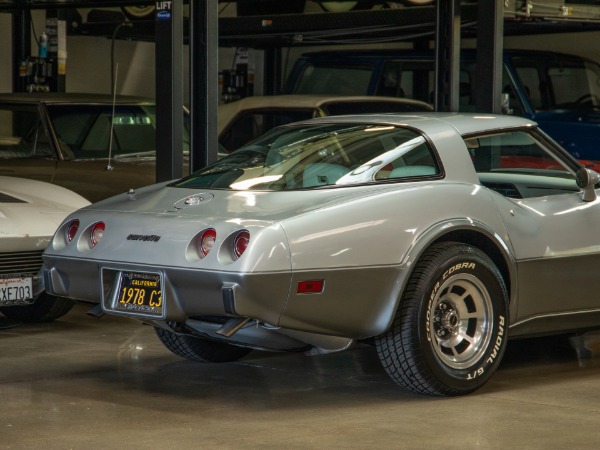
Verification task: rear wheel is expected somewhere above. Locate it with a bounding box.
[0,293,74,322]
[375,242,508,396]
[155,327,252,363]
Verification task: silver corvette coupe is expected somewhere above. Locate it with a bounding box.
[42,113,600,396]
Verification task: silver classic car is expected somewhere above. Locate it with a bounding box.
[42,113,600,396]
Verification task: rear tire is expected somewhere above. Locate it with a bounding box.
[0,293,74,322]
[155,327,252,363]
[375,242,508,396]
[121,5,155,21]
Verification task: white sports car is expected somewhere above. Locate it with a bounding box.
[0,176,89,322]
[42,113,600,395]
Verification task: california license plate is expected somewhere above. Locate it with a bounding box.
[114,272,163,316]
[0,275,33,306]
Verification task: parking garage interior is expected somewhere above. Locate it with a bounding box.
[2,1,600,448]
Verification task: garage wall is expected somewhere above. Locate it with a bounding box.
[67,36,158,97]
[1,10,600,98]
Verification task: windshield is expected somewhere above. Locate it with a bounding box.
[174,123,440,191]
[47,104,191,159]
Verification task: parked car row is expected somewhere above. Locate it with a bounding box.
[4,84,600,396]
[0,92,431,200]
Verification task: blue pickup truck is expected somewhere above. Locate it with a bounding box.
[284,49,600,161]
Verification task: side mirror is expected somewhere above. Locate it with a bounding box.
[576,168,600,202]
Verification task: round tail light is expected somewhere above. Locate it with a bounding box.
[233,230,250,259]
[66,219,80,244]
[200,228,217,257]
[90,222,105,247]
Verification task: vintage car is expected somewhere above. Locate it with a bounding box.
[285,49,600,161]
[0,176,89,322]
[0,93,189,203]
[42,113,600,396]
[217,94,432,152]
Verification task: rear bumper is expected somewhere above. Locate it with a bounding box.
[42,256,290,325]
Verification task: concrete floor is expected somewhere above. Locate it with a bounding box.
[2,303,600,450]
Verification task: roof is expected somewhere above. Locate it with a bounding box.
[217,95,433,134]
[290,112,537,136]
[0,92,154,106]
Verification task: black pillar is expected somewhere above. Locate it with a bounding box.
[12,8,30,93]
[264,47,282,95]
[155,0,184,182]
[190,0,219,172]
[434,0,461,112]
[475,1,504,114]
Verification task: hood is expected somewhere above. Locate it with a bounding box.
[533,110,600,160]
[0,177,90,240]
[534,109,600,125]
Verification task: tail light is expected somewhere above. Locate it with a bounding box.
[65,219,80,244]
[233,230,250,259]
[90,222,105,247]
[200,228,217,257]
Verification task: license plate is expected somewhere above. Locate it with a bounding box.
[114,272,163,316]
[0,275,33,306]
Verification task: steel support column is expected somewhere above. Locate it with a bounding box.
[12,7,30,93]
[475,0,504,114]
[190,0,219,172]
[434,0,461,112]
[264,47,282,95]
[155,0,184,182]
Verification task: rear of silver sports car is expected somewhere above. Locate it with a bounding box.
[42,193,295,336]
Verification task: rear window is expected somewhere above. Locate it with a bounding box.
[174,123,440,191]
[294,64,375,95]
[220,108,315,152]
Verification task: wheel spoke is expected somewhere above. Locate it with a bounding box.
[431,274,493,369]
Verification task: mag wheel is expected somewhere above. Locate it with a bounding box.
[375,242,508,396]
[0,293,74,322]
[155,327,252,363]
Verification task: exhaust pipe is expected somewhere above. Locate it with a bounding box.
[216,317,250,337]
[86,304,105,319]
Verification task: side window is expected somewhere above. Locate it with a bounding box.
[377,61,434,104]
[0,107,53,159]
[514,66,543,110]
[466,131,577,198]
[548,66,596,106]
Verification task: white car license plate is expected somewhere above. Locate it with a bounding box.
[113,271,163,316]
[0,275,34,305]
